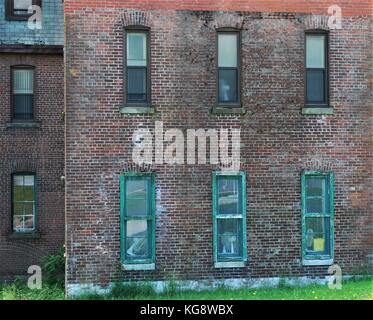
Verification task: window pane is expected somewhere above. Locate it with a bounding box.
[218,34,238,67]
[13,69,33,94]
[127,68,147,102]
[306,35,325,68]
[306,70,325,103]
[126,220,150,259]
[127,33,147,67]
[14,0,32,10]
[218,69,238,103]
[306,177,324,197]
[126,178,149,216]
[13,95,33,119]
[13,203,24,216]
[217,177,240,215]
[217,219,242,258]
[305,217,330,255]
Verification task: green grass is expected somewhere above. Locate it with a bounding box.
[1,278,372,300]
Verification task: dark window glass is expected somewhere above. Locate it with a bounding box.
[218,69,238,103]
[127,68,147,102]
[306,70,325,103]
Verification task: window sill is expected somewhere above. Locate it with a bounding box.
[211,106,246,115]
[122,263,155,271]
[214,261,246,268]
[6,121,41,129]
[8,232,41,240]
[302,258,333,266]
[302,107,333,115]
[120,106,155,114]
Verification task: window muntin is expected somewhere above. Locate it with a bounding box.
[12,67,34,120]
[305,33,328,105]
[121,173,155,264]
[217,32,240,105]
[213,172,246,263]
[12,174,36,233]
[302,172,334,260]
[126,31,149,104]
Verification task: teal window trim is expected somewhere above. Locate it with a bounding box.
[11,172,37,233]
[120,172,156,266]
[301,171,334,262]
[212,171,247,264]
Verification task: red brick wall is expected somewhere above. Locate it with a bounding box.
[65,8,371,287]
[0,54,65,279]
[64,0,372,16]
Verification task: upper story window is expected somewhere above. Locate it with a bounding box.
[125,29,150,105]
[11,66,35,120]
[305,32,329,106]
[6,0,41,21]
[12,173,37,233]
[217,31,241,106]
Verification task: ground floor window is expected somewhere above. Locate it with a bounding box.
[212,172,247,264]
[120,173,155,265]
[12,173,36,232]
[301,171,334,262]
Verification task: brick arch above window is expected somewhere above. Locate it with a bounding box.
[120,10,152,28]
[300,159,336,173]
[9,161,37,174]
[304,15,330,31]
[212,13,244,30]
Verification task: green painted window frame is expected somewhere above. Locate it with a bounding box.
[11,173,37,233]
[301,171,334,262]
[212,171,247,264]
[120,172,156,265]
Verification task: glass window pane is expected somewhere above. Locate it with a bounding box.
[218,69,238,103]
[306,35,325,68]
[305,217,330,255]
[13,70,33,94]
[217,177,240,215]
[127,33,147,67]
[217,219,242,257]
[127,68,147,102]
[13,203,24,216]
[306,70,325,103]
[13,216,23,231]
[24,215,35,230]
[218,34,238,67]
[14,0,32,10]
[127,179,147,200]
[306,177,324,197]
[13,95,33,119]
[126,220,150,259]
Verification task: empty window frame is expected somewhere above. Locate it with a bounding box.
[217,31,241,106]
[120,173,155,265]
[11,66,35,120]
[125,29,150,105]
[305,32,329,106]
[301,171,334,262]
[212,172,247,263]
[12,173,37,233]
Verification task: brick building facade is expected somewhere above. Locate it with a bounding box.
[0,0,64,279]
[64,1,372,294]
[64,1,371,295]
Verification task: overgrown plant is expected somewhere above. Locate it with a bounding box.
[41,247,65,288]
